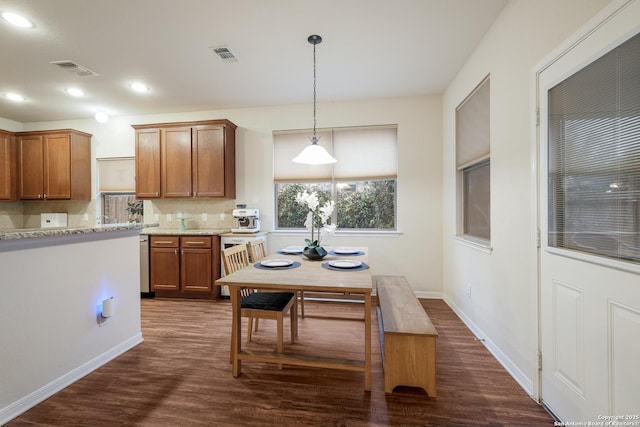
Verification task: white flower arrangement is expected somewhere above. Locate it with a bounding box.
[295,191,336,249]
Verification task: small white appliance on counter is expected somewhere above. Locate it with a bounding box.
[231,208,260,233]
[41,213,68,228]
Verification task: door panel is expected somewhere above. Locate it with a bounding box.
[150,248,180,291]
[135,128,161,198]
[18,135,44,199]
[181,248,212,292]
[192,125,225,197]
[538,2,640,420]
[43,133,71,199]
[162,127,192,197]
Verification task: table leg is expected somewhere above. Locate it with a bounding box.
[364,292,372,391]
[231,286,242,377]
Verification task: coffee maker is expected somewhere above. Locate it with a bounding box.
[231,208,260,233]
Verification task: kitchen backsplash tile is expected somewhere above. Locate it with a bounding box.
[0,198,237,230]
[0,202,24,229]
[147,199,236,230]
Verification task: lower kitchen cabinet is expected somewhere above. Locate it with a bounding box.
[150,235,221,299]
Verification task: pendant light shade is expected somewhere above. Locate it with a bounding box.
[293,34,336,165]
[292,136,337,164]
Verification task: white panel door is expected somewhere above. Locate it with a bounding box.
[538,0,640,422]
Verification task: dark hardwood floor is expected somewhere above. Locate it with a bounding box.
[7,298,554,426]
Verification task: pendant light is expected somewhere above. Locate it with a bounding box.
[293,35,337,165]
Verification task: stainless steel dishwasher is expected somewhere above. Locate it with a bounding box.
[139,234,154,298]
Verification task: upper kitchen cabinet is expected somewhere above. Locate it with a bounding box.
[0,130,17,200]
[132,119,236,199]
[135,128,161,198]
[16,129,92,201]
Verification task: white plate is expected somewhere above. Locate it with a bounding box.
[280,246,304,254]
[334,248,359,254]
[260,259,294,268]
[328,260,362,269]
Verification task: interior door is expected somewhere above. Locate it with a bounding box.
[537,1,640,421]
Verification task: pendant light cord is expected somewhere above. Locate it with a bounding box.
[312,40,317,142]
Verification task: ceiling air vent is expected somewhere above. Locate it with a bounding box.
[211,46,238,63]
[50,60,99,77]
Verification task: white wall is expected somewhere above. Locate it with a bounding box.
[0,232,142,424]
[442,0,612,396]
[22,95,444,295]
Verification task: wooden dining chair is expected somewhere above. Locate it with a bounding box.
[221,244,297,359]
[247,239,267,262]
[252,240,306,318]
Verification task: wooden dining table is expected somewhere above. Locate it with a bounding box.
[215,246,373,390]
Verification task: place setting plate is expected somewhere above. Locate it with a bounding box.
[277,246,304,255]
[254,258,301,270]
[329,247,365,256]
[323,259,369,271]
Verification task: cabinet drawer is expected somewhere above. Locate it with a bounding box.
[180,236,212,248]
[150,236,180,248]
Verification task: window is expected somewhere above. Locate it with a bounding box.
[97,158,143,224]
[548,32,640,264]
[456,77,491,241]
[274,126,397,231]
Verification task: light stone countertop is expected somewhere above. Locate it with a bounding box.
[0,222,147,241]
[140,227,230,236]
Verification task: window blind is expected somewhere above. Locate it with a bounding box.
[273,125,397,181]
[97,157,135,192]
[548,31,640,263]
[273,130,333,181]
[456,77,490,168]
[333,126,397,180]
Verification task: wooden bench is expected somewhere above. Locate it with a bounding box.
[375,275,438,396]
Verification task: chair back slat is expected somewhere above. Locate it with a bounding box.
[247,240,267,262]
[222,244,250,275]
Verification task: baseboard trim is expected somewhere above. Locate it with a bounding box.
[442,296,535,397]
[0,333,143,425]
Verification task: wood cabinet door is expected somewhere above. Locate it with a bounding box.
[181,248,212,292]
[0,132,16,200]
[150,247,180,291]
[162,127,192,197]
[192,125,225,197]
[43,133,71,200]
[135,128,161,198]
[18,135,44,200]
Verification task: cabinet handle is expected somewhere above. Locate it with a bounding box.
[175,249,179,255]
[154,240,174,244]
[185,241,205,245]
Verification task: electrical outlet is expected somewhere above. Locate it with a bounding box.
[83,213,89,221]
[467,284,472,298]
[153,213,160,222]
[201,213,207,221]
[219,213,225,221]
[167,214,172,222]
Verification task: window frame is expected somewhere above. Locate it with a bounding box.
[455,76,491,247]
[273,125,398,233]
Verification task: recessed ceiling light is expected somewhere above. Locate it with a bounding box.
[65,87,85,97]
[2,12,35,28]
[129,82,149,93]
[94,111,109,123]
[4,93,25,102]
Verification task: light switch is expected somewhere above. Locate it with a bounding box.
[167,214,172,222]
[201,213,207,221]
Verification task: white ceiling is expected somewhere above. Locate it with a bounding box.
[0,0,507,123]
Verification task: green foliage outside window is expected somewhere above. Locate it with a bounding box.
[276,180,395,230]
